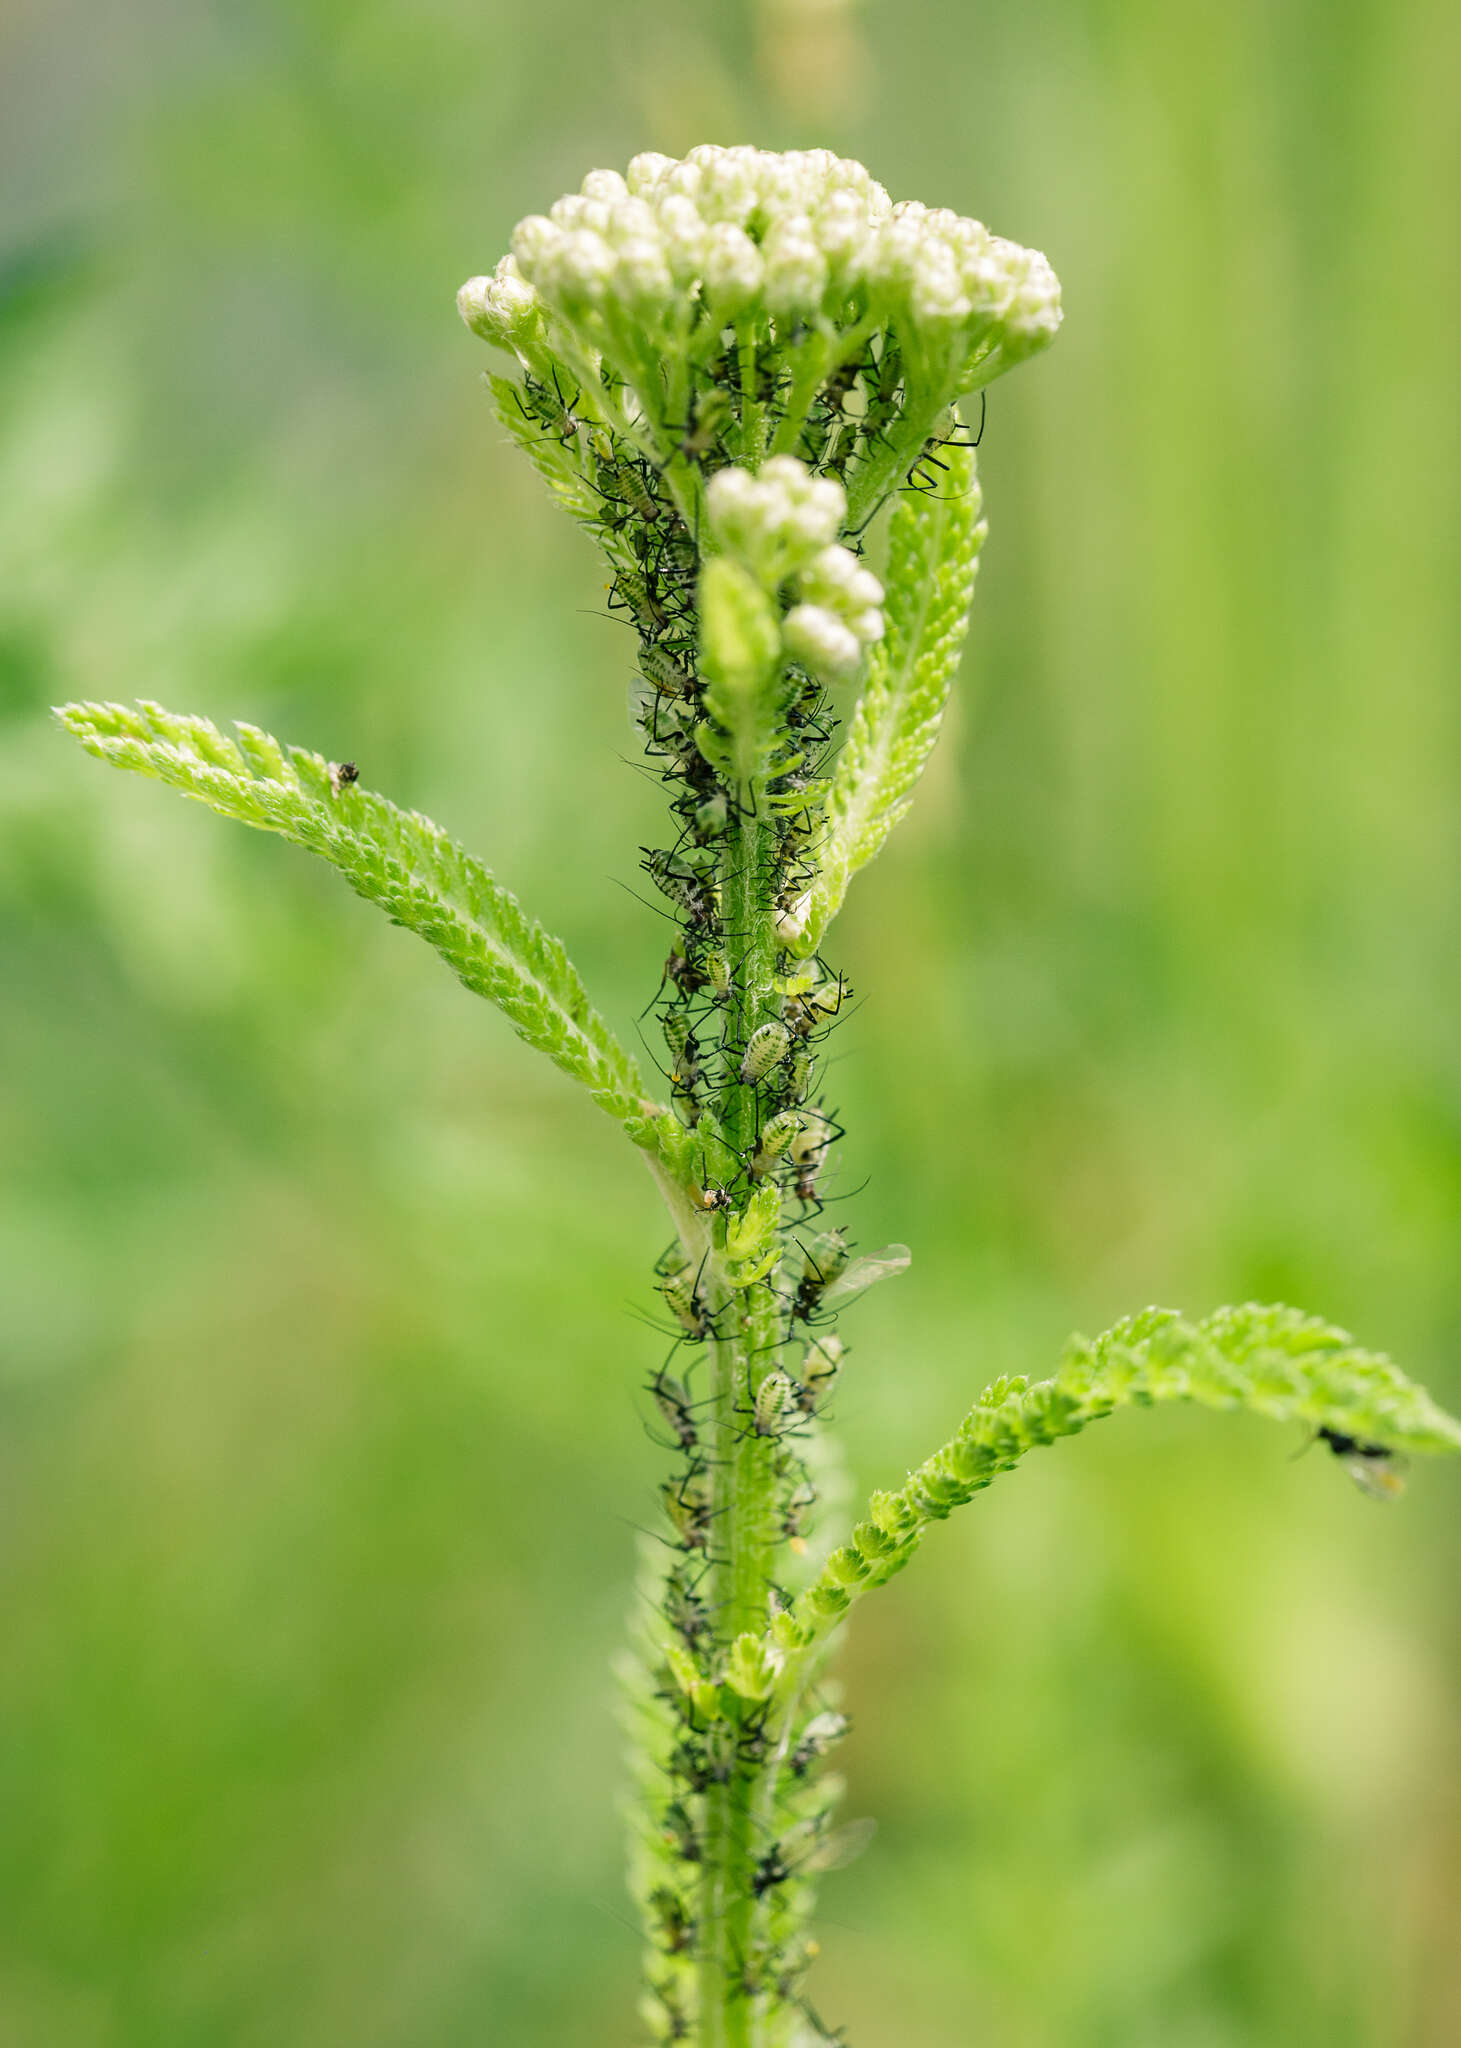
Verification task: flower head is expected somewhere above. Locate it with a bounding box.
[459,147,1060,541]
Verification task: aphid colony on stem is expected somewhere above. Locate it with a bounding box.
[454,142,1064,2047]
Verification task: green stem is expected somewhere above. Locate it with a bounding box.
[691,780,788,2045]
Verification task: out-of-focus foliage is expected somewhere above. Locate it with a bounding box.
[2,1,1459,2044]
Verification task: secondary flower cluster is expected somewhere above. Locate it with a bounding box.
[706,457,884,682]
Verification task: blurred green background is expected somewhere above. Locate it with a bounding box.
[3,0,1460,2042]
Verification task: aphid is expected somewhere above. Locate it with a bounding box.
[787,974,850,1037]
[616,461,668,524]
[798,1332,845,1411]
[664,1020,702,1123]
[749,1109,802,1180]
[644,848,718,925]
[328,760,359,797]
[663,943,708,999]
[613,567,673,636]
[664,1566,713,1654]
[781,1475,817,1551]
[661,1470,713,1550]
[740,1020,792,1085]
[1317,1426,1409,1501]
[518,369,580,443]
[752,1369,797,1439]
[660,1266,713,1342]
[790,1710,851,1777]
[651,1369,700,1454]
[790,1116,834,1205]
[793,1230,849,1319]
[641,642,695,699]
[690,1182,733,1214]
[647,1884,695,1954]
[661,1797,703,1864]
[778,1047,816,1107]
[692,791,727,844]
[676,389,734,463]
[754,1816,877,1895]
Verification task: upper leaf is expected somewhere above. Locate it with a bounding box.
[58,700,660,1143]
[791,442,986,956]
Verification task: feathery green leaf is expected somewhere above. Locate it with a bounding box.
[58,700,660,1141]
[785,1302,1461,1641]
[793,442,985,956]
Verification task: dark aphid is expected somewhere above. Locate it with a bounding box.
[664,943,708,999]
[690,1181,734,1215]
[740,1020,792,1085]
[660,1266,713,1342]
[651,1369,701,1454]
[661,1470,713,1550]
[790,1710,850,1777]
[751,1842,790,1899]
[781,1475,817,1552]
[647,1977,692,2043]
[664,1563,713,1654]
[793,1229,850,1319]
[1317,1425,1409,1501]
[328,760,359,797]
[644,848,718,925]
[648,1883,695,1954]
[661,1797,703,1864]
[677,389,734,464]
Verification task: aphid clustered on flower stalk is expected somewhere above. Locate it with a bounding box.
[59,144,1461,2048]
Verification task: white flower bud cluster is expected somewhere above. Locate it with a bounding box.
[707,457,885,682]
[706,455,845,585]
[787,545,885,680]
[461,145,1060,376]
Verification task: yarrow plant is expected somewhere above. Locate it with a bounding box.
[60,146,1461,2047]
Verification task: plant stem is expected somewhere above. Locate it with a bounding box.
[688,782,788,2044]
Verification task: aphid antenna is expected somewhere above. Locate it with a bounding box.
[609,875,682,926]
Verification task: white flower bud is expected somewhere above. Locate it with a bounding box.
[911,242,972,327]
[783,604,864,682]
[1005,248,1063,345]
[549,193,613,237]
[605,197,658,246]
[694,146,758,226]
[626,152,674,196]
[455,256,538,347]
[580,167,629,205]
[702,222,763,309]
[539,228,616,308]
[762,216,829,316]
[616,235,673,309]
[510,214,559,276]
[815,190,871,287]
[707,457,849,584]
[656,194,708,284]
[800,545,884,613]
